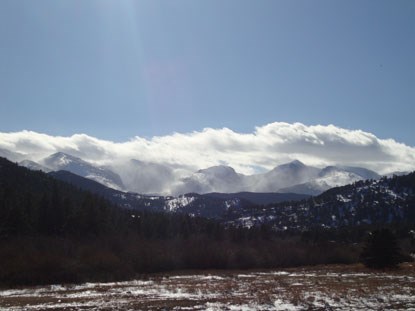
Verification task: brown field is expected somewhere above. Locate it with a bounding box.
[1,263,414,310]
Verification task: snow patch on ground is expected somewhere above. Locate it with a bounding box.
[1,265,415,310]
[273,298,303,310]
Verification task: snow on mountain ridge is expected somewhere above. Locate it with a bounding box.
[42,152,125,191]
[49,152,73,166]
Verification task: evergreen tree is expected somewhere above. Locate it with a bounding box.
[360,228,403,269]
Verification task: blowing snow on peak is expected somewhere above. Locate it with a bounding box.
[41,152,125,191]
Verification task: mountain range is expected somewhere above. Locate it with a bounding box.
[2,156,414,231]
[15,151,384,196]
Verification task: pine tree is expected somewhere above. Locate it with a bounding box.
[360,228,403,269]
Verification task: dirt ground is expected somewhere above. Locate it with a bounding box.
[1,263,414,310]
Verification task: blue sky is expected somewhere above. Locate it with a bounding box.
[0,0,414,145]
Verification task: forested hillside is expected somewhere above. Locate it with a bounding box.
[0,157,236,240]
[225,173,415,230]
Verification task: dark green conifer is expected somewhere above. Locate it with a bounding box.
[360,228,403,269]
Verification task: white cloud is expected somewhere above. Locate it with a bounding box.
[0,122,414,177]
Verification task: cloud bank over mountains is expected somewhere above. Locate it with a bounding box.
[1,122,414,176]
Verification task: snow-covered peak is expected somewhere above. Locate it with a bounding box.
[43,152,80,168]
[41,152,125,191]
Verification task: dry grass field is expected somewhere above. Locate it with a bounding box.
[1,263,414,310]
